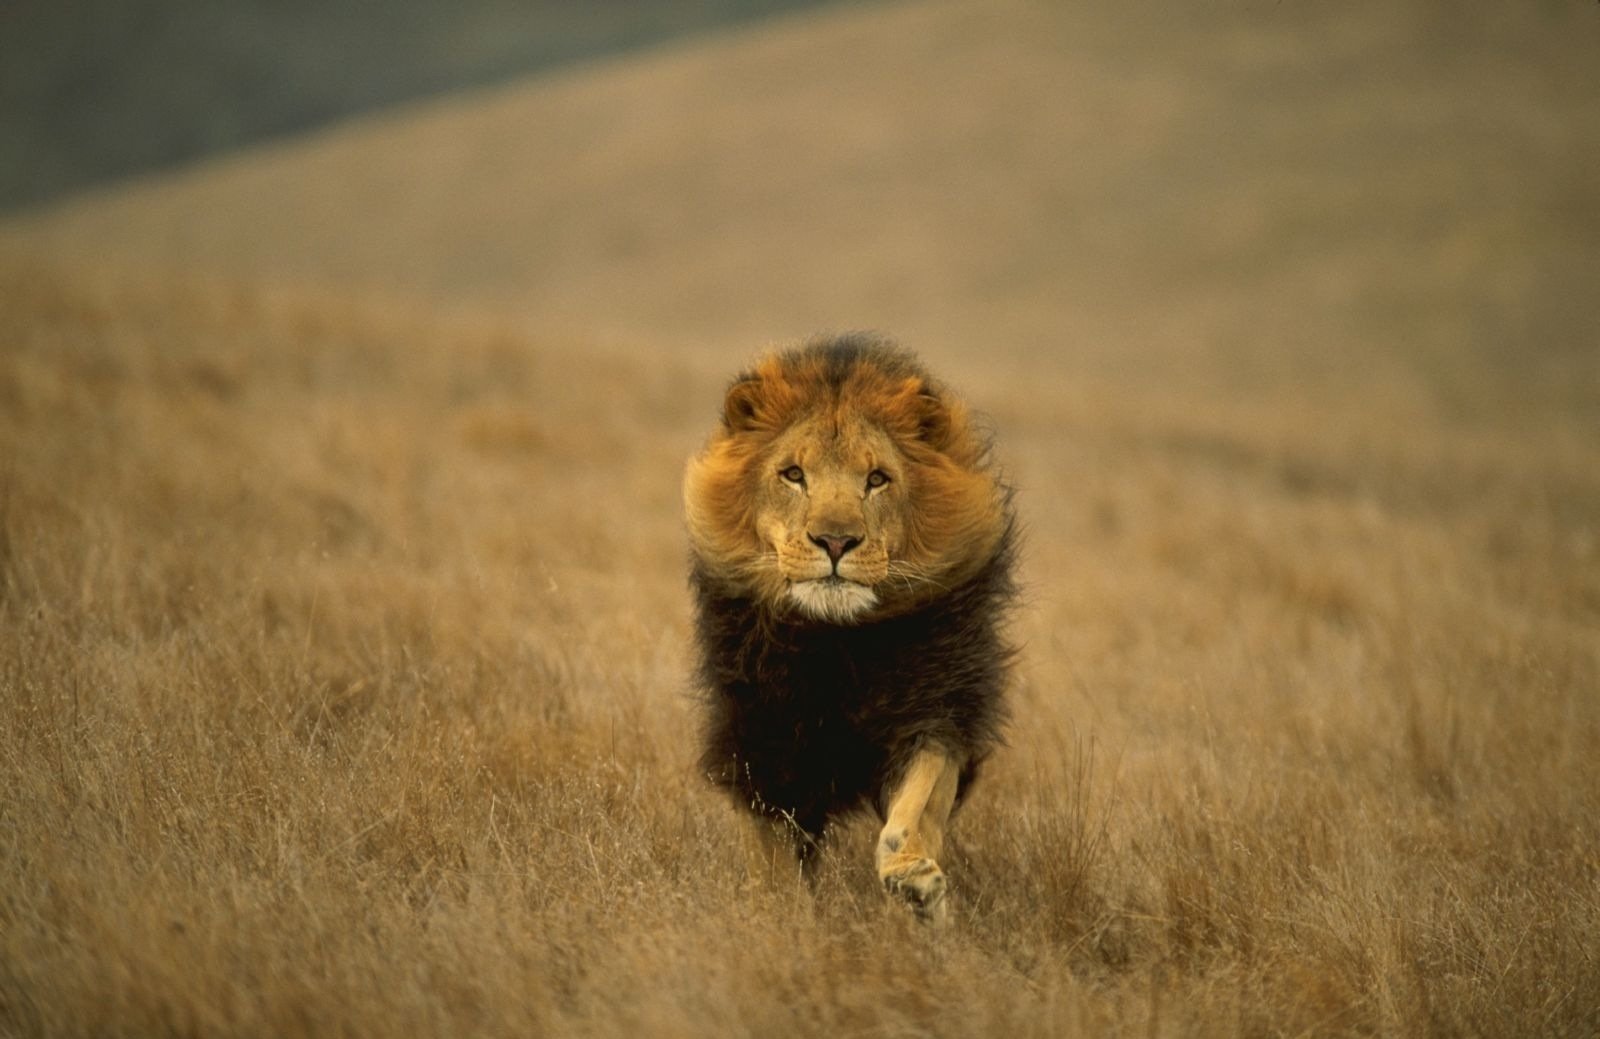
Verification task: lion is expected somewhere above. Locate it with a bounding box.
[683,333,1016,923]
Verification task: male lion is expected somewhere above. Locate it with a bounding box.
[683,334,1015,922]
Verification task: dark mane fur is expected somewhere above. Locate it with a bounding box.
[693,518,1017,849]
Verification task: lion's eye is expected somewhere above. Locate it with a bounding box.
[780,465,806,485]
[866,469,890,489]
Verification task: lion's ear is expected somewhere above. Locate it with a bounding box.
[915,385,955,449]
[721,376,765,432]
[892,377,956,451]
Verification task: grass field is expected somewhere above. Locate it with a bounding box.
[3,1,1599,1035]
[3,253,1596,1036]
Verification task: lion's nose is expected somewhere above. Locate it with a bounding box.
[809,533,862,563]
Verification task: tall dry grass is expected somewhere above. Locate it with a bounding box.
[2,255,1598,1036]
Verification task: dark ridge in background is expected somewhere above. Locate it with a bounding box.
[0,0,846,215]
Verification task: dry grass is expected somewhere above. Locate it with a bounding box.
[2,251,1597,1037]
[2,5,1597,1032]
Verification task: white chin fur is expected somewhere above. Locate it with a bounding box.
[787,579,877,623]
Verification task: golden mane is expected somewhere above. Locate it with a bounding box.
[683,334,1008,618]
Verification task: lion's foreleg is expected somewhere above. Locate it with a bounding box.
[876,745,962,923]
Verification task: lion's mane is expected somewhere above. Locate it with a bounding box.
[685,334,1016,845]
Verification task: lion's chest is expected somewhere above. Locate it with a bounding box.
[695,582,1008,834]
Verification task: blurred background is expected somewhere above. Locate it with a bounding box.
[0,0,843,213]
[3,0,1596,403]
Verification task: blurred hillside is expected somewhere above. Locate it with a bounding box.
[0,0,841,213]
[4,0,1596,427]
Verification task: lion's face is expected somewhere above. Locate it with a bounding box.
[750,412,906,622]
[685,337,1007,624]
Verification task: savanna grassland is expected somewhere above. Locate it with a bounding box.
[4,1,1600,1035]
[3,252,1597,1036]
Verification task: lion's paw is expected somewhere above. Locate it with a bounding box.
[881,856,948,924]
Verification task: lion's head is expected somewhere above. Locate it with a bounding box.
[684,335,1009,624]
